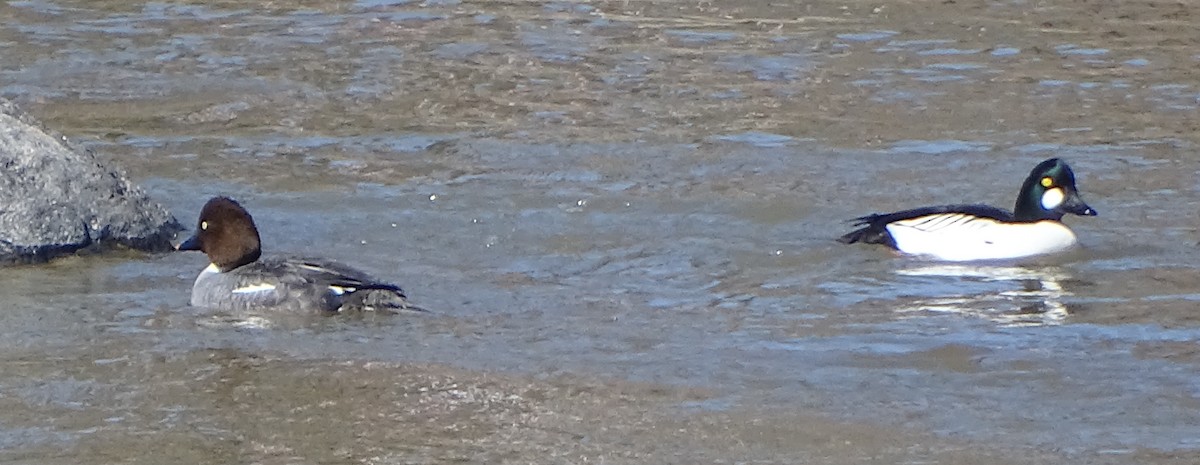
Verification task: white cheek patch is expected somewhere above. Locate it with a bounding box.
[232,283,277,294]
[1041,187,1065,210]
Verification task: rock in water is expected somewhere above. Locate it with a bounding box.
[0,99,181,264]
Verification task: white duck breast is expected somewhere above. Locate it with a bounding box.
[885,213,1078,261]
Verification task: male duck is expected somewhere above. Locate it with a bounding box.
[838,158,1097,261]
[177,196,423,313]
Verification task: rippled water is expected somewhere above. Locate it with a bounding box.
[2,0,1200,463]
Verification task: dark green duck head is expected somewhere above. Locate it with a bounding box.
[1013,158,1098,222]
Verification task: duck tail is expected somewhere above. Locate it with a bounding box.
[837,226,871,244]
[350,285,431,314]
[837,215,897,248]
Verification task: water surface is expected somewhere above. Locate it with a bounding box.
[2,0,1200,463]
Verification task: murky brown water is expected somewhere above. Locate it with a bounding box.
[3,0,1200,463]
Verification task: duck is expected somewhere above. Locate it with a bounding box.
[838,158,1097,261]
[176,196,424,313]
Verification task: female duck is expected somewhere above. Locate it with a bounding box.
[838,158,1097,261]
[177,196,423,313]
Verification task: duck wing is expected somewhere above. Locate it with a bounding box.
[838,204,1014,247]
[257,257,424,313]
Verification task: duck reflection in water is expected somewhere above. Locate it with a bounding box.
[893,264,1075,327]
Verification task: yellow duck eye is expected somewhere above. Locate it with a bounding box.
[1040,176,1054,188]
[201,221,209,230]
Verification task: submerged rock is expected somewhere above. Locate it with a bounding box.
[0,99,181,265]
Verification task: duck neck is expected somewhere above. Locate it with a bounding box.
[1013,185,1062,222]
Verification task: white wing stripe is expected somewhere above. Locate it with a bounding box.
[329,286,357,296]
[232,283,277,294]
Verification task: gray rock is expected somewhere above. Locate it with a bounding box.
[0,98,181,265]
